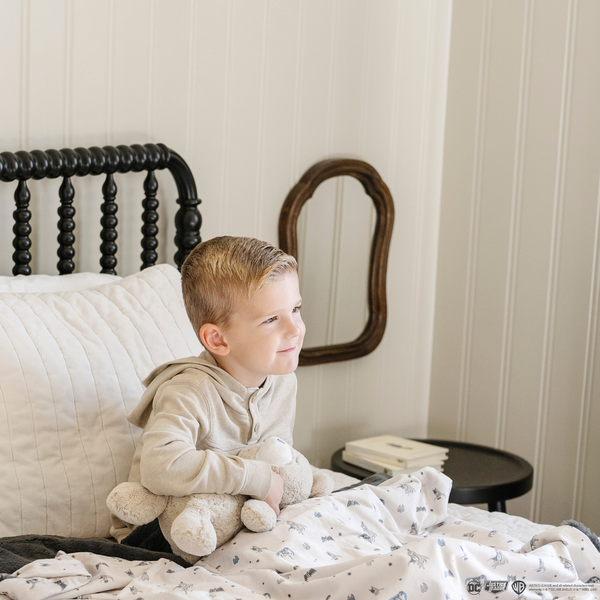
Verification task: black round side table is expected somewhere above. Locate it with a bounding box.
[331,439,534,513]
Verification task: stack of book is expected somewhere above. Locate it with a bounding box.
[342,435,449,476]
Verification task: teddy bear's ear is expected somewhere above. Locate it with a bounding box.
[106,482,168,525]
[309,472,335,498]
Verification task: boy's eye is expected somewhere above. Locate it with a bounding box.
[293,305,302,313]
[264,316,277,324]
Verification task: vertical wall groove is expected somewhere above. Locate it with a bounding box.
[388,1,405,190]
[20,0,31,148]
[146,0,156,142]
[324,0,338,156]
[289,0,304,185]
[106,0,115,144]
[572,175,600,520]
[532,0,578,523]
[495,0,534,449]
[457,0,492,440]
[218,0,233,232]
[64,0,73,147]
[409,0,434,414]
[360,0,385,421]
[254,1,270,239]
[185,0,198,161]
[357,1,371,156]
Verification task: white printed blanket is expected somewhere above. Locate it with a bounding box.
[1,468,598,599]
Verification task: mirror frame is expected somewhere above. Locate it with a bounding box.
[279,158,395,366]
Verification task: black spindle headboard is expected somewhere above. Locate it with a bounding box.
[0,143,202,276]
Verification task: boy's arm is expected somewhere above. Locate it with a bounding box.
[138,384,273,500]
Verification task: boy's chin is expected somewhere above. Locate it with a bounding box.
[274,355,300,374]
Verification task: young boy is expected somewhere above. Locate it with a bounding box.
[110,236,305,542]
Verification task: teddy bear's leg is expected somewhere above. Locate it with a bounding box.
[170,497,218,558]
[241,499,277,533]
[106,482,168,526]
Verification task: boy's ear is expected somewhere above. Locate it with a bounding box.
[199,323,230,356]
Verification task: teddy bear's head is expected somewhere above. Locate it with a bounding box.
[238,437,314,508]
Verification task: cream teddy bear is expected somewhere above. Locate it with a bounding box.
[107,437,334,563]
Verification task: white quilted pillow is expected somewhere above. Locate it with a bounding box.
[0,264,202,538]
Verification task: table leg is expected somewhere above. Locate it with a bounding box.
[487,500,506,513]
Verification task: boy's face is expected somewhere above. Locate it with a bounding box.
[216,271,305,388]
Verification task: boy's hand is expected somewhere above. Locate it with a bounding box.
[264,471,283,516]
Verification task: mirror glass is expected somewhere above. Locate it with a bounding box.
[296,176,376,348]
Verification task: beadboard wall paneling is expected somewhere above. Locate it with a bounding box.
[430,0,600,531]
[296,0,451,464]
[0,1,450,476]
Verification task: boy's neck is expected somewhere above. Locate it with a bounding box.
[212,354,267,389]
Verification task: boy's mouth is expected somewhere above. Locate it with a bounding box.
[278,346,297,353]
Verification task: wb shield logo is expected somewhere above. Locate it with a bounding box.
[511,580,526,595]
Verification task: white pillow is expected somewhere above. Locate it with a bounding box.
[0,272,122,293]
[0,264,202,538]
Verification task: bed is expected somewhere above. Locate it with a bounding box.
[0,143,598,599]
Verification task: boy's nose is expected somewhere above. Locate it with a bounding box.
[285,316,303,338]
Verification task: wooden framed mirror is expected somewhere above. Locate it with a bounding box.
[279,158,394,366]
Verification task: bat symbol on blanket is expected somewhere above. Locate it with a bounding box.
[276,547,295,559]
[174,582,193,593]
[359,521,378,543]
[406,549,428,569]
[432,487,446,500]
[560,557,575,573]
[536,558,546,572]
[287,521,307,534]
[489,549,509,569]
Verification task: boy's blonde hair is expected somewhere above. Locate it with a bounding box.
[181,236,298,334]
